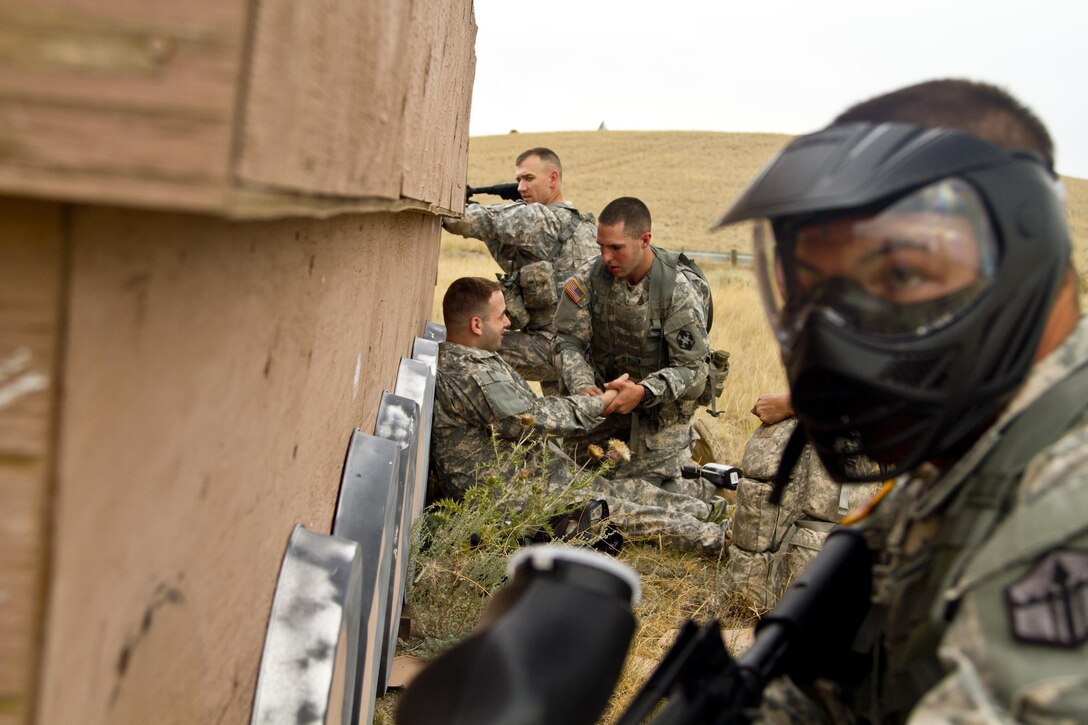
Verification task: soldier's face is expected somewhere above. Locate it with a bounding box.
[515,155,557,204]
[598,222,650,282]
[478,290,511,352]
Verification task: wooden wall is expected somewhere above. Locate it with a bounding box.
[29,206,440,724]
[0,0,474,218]
[0,0,476,722]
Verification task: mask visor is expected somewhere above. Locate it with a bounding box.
[755,178,999,346]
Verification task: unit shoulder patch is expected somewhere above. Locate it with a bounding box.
[1005,548,1088,648]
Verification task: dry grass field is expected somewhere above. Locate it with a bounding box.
[389,131,1088,724]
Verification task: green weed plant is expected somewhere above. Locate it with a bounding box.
[405,427,617,659]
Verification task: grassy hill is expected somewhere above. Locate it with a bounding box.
[454,128,1088,273]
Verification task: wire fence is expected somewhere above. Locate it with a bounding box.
[681,249,753,267]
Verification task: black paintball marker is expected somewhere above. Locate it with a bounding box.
[616,527,873,724]
[466,182,522,203]
[397,528,873,725]
[681,462,742,490]
[397,545,640,725]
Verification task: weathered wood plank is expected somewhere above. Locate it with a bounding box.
[0,6,244,210]
[0,198,65,725]
[400,0,475,213]
[0,2,476,217]
[236,0,415,200]
[237,0,475,211]
[34,207,441,724]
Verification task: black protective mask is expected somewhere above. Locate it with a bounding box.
[717,122,1071,484]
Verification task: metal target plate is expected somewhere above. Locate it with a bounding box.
[373,391,421,695]
[330,430,402,724]
[251,524,363,725]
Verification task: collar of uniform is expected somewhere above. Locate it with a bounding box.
[439,341,503,364]
[913,314,1088,519]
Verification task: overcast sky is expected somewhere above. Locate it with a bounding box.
[469,1,1088,179]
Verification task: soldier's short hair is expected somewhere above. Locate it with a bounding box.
[515,147,562,177]
[443,277,501,328]
[599,197,652,238]
[835,79,1055,170]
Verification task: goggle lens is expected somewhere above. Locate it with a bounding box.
[755,178,999,344]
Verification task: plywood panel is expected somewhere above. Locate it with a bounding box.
[36,206,441,724]
[399,0,475,213]
[0,1,476,218]
[237,0,413,200]
[0,198,65,725]
[237,0,476,210]
[0,3,245,210]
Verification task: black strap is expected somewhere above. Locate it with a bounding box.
[769,424,808,505]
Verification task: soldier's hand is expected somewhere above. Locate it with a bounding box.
[600,389,620,410]
[602,377,644,415]
[751,393,794,425]
[577,386,605,396]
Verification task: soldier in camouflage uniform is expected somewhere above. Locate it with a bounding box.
[431,277,728,555]
[552,197,712,499]
[717,79,1088,722]
[443,148,598,392]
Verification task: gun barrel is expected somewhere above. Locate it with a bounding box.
[466,182,522,202]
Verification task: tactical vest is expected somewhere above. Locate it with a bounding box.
[581,249,709,428]
[587,251,675,382]
[862,360,1088,723]
[507,204,597,332]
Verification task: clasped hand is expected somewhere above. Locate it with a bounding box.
[575,373,642,415]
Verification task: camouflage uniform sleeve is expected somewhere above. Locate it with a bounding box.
[908,431,1088,723]
[524,394,608,436]
[552,266,599,393]
[642,272,709,405]
[475,366,608,438]
[442,201,565,266]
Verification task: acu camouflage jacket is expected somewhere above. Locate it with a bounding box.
[847,314,1088,723]
[552,249,709,425]
[443,200,598,333]
[430,342,607,499]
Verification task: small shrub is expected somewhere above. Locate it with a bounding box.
[404,428,617,657]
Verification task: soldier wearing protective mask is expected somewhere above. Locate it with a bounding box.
[717,79,1086,722]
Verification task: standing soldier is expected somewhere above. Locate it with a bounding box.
[552,197,712,498]
[443,147,598,393]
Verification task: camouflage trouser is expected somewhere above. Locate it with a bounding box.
[563,413,714,501]
[498,330,561,395]
[597,497,728,557]
[595,476,716,521]
[539,442,727,556]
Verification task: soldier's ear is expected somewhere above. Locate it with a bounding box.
[641,232,652,248]
[469,315,484,336]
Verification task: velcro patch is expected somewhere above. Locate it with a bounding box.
[1005,548,1088,648]
[676,329,695,350]
[564,278,587,305]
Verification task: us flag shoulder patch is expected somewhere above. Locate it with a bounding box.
[564,278,587,304]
